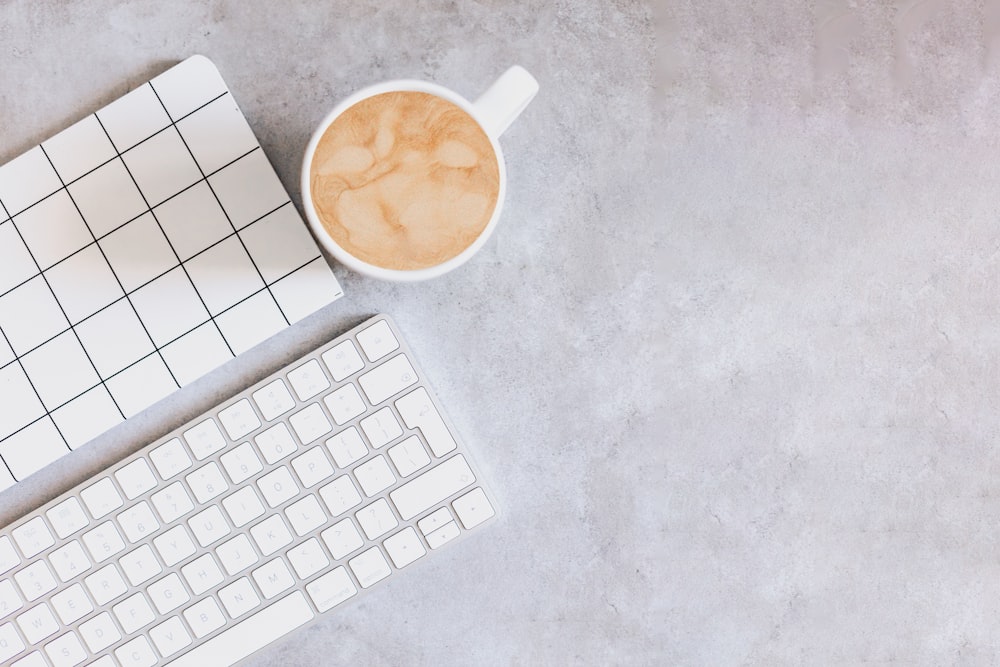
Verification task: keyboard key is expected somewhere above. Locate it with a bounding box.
[319,475,362,517]
[356,498,398,540]
[0,537,20,575]
[257,466,298,508]
[17,602,58,644]
[285,495,326,536]
[289,403,332,444]
[252,379,295,421]
[325,426,368,467]
[79,611,121,652]
[181,553,224,595]
[220,441,263,484]
[359,407,402,449]
[50,584,91,625]
[222,487,265,527]
[48,541,91,582]
[383,527,426,569]
[115,458,157,500]
[250,515,292,556]
[356,319,399,361]
[10,651,40,667]
[82,521,125,563]
[290,446,334,488]
[420,509,452,538]
[84,564,128,606]
[0,580,23,620]
[14,561,57,601]
[453,487,495,529]
[354,455,396,497]
[117,501,160,542]
[44,630,86,667]
[255,422,298,464]
[305,566,357,612]
[152,525,196,567]
[218,577,261,618]
[149,438,192,480]
[183,418,226,460]
[321,340,364,381]
[320,518,364,560]
[149,616,192,659]
[389,455,475,521]
[287,359,330,401]
[46,498,89,540]
[395,388,456,457]
[388,435,431,477]
[147,573,190,614]
[216,534,259,576]
[286,537,329,579]
[44,653,82,667]
[251,558,294,599]
[186,461,229,503]
[112,591,155,634]
[12,517,54,558]
[426,521,460,549]
[218,398,261,440]
[358,354,417,406]
[348,546,391,588]
[151,481,194,523]
[189,505,231,547]
[114,635,156,667]
[323,383,366,425]
[169,591,313,667]
[80,478,123,520]
[184,596,227,638]
[0,623,25,662]
[118,544,162,586]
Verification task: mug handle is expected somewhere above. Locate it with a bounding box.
[473,66,539,140]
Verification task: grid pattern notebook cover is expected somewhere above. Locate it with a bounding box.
[0,56,343,489]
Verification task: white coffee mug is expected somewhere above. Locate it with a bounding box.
[301,66,539,282]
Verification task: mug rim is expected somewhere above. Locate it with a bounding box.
[301,78,508,282]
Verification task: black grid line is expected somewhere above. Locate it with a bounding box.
[0,197,74,461]
[0,204,308,368]
[0,249,321,383]
[91,114,237,362]
[0,66,342,485]
[0,183,282,306]
[0,323,39,482]
[147,83,292,328]
[0,219,40,301]
[39,143,178,416]
[77,91,229,184]
[3,91,231,223]
[0,248,323,447]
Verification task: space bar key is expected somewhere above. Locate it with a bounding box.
[168,592,314,667]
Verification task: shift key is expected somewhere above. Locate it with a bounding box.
[389,455,475,520]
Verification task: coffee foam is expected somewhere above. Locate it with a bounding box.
[310,91,500,271]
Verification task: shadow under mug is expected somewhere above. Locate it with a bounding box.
[300,66,539,282]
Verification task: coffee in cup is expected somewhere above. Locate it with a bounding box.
[302,67,539,282]
[309,91,499,271]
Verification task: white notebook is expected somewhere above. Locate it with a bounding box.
[0,56,343,489]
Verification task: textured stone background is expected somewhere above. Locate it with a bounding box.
[1,1,664,666]
[11,0,1000,664]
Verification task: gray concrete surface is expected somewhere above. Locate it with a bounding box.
[8,0,1000,665]
[1,1,664,665]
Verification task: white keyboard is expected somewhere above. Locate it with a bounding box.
[0,315,496,666]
